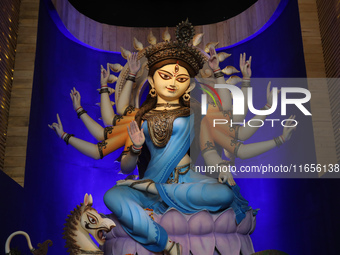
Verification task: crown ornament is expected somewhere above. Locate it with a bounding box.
[145,19,205,77]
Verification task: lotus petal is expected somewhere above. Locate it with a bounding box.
[237,210,253,235]
[113,238,137,255]
[239,235,255,255]
[189,211,215,255]
[222,66,240,76]
[133,37,143,51]
[193,33,204,46]
[215,233,241,255]
[214,209,237,234]
[160,209,188,235]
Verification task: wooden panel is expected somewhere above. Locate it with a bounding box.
[51,0,281,52]
[0,0,21,179]
[2,0,40,187]
[298,0,338,174]
[315,0,340,163]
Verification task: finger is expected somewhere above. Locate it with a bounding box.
[132,120,139,134]
[209,47,214,56]
[267,81,271,96]
[57,113,62,126]
[218,177,222,183]
[243,53,246,65]
[130,121,136,134]
[249,56,252,67]
[239,53,242,67]
[107,63,110,74]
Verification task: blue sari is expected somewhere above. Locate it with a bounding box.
[104,114,252,253]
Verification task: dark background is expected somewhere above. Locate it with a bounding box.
[1,0,340,254]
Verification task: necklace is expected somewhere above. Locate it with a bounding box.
[155,103,181,108]
[142,107,190,147]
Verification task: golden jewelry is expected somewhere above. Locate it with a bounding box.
[149,87,157,97]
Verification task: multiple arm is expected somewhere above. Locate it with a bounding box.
[233,53,252,122]
[116,53,140,115]
[100,64,116,126]
[208,47,232,112]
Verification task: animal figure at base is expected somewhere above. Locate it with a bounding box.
[63,193,116,255]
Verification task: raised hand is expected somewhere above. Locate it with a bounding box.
[127,52,141,75]
[282,115,297,142]
[48,113,64,138]
[208,47,219,71]
[266,81,280,107]
[127,120,145,147]
[70,87,81,111]
[100,63,110,86]
[239,53,252,79]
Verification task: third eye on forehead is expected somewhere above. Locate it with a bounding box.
[159,69,189,77]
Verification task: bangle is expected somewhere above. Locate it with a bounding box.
[77,109,87,118]
[129,73,136,77]
[214,71,224,78]
[243,77,251,80]
[75,106,83,112]
[63,133,74,145]
[126,75,136,82]
[129,145,142,155]
[99,88,110,94]
[213,68,221,73]
[132,144,142,150]
[280,135,285,143]
[241,80,251,88]
[274,136,284,147]
[261,104,271,110]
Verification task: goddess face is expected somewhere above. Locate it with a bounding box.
[148,63,191,102]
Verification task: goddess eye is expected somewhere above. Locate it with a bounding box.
[158,72,171,80]
[176,77,189,83]
[87,214,97,224]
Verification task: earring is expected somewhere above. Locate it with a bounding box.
[183,91,190,101]
[149,87,157,98]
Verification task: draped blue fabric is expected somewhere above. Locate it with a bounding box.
[104,114,253,252]
[143,115,253,222]
[142,115,194,183]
